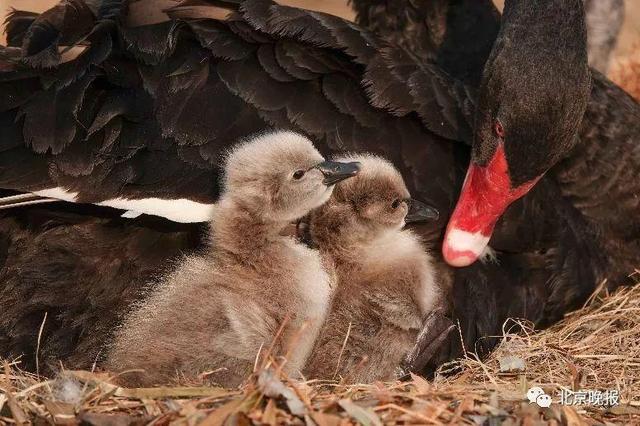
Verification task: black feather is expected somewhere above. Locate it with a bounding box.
[188,20,254,60]
[4,10,38,48]
[21,0,95,68]
[18,72,96,154]
[119,21,181,65]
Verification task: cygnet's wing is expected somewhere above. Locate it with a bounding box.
[0,0,474,222]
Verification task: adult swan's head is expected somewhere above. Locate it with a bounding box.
[443,0,592,267]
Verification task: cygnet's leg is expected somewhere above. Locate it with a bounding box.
[398,311,455,379]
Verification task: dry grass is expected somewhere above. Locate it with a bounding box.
[1,283,639,425]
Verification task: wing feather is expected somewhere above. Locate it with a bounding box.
[0,0,473,220]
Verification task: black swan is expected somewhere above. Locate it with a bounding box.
[352,0,639,283]
[0,0,636,374]
[349,0,639,369]
[0,0,464,372]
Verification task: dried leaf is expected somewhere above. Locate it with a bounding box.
[371,382,393,404]
[200,398,243,426]
[499,356,525,373]
[467,414,488,425]
[43,400,76,424]
[456,395,475,415]
[262,399,277,426]
[79,412,151,426]
[409,373,432,395]
[338,399,382,426]
[258,369,306,417]
[115,386,232,399]
[5,390,28,425]
[67,370,116,385]
[562,406,587,426]
[224,411,252,426]
[310,412,342,426]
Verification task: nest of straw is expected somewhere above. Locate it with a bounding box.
[1,282,639,425]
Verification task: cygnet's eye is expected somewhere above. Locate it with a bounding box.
[292,169,305,180]
[391,198,401,209]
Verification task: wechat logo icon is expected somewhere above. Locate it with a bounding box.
[527,387,552,408]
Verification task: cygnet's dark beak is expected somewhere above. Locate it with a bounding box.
[315,161,361,186]
[405,199,440,223]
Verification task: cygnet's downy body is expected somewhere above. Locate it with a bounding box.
[303,154,442,383]
[105,131,359,386]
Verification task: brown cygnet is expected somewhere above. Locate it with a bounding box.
[304,154,442,383]
[105,131,359,387]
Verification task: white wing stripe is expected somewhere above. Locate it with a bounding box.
[31,187,215,223]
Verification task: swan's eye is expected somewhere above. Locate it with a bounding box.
[494,120,505,138]
[391,199,401,209]
[293,170,305,180]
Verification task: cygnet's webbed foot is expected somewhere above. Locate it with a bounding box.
[398,310,456,379]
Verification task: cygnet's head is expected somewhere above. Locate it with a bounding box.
[326,154,439,232]
[223,131,361,222]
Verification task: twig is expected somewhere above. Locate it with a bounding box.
[333,321,352,380]
[35,312,48,377]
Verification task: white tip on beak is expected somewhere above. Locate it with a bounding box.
[442,228,491,267]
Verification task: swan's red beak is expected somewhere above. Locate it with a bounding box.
[443,144,539,267]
